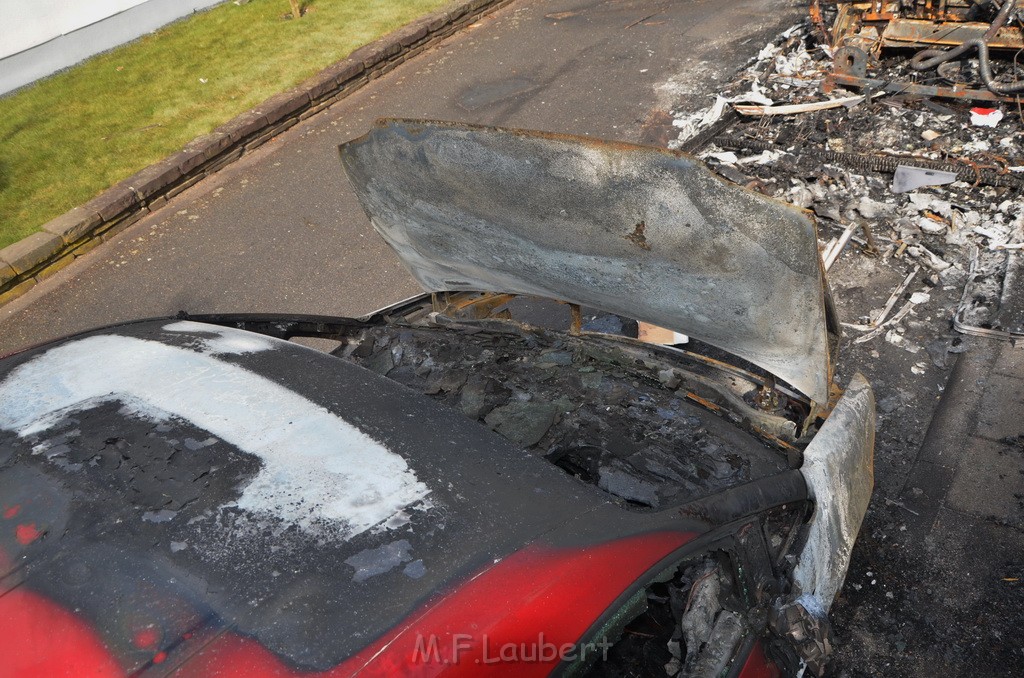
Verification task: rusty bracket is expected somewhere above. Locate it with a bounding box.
[568,304,582,336]
[825,72,1016,102]
[860,221,879,255]
[754,374,784,413]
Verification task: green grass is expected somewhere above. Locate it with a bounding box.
[0,0,451,249]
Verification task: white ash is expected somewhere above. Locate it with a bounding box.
[663,19,1024,336]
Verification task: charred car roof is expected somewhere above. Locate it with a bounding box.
[0,319,720,672]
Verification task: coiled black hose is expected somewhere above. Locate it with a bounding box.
[910,0,1024,94]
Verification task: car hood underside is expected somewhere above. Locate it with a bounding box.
[340,119,837,403]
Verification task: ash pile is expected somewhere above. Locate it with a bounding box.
[670,1,1024,343]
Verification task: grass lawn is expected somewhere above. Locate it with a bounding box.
[0,0,451,249]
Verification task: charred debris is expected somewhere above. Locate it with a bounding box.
[671,2,1024,344]
[320,298,817,676]
[331,298,802,513]
[656,10,1024,673]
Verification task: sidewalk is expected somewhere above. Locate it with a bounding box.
[833,337,1024,677]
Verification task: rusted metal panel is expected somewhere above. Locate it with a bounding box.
[825,0,1024,99]
[831,0,977,27]
[826,72,1012,102]
[340,119,836,403]
[881,18,1024,50]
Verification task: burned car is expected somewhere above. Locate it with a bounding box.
[0,120,873,677]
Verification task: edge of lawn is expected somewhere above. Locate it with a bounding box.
[0,0,512,307]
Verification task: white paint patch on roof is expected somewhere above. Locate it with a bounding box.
[0,327,430,539]
[162,320,278,355]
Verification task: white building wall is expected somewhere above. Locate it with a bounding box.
[0,0,224,95]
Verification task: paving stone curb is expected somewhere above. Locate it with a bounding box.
[0,0,512,306]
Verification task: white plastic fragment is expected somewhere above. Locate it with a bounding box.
[731,81,774,106]
[907,245,952,271]
[907,194,952,218]
[788,183,815,209]
[891,165,958,193]
[969,107,1004,127]
[737,149,784,165]
[856,197,890,219]
[734,95,866,117]
[670,96,729,142]
[756,42,776,61]
[706,151,739,164]
[918,217,947,235]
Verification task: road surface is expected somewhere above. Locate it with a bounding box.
[0,0,803,354]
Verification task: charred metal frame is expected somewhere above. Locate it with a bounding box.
[820,0,1024,101]
[562,511,810,677]
[54,305,853,676]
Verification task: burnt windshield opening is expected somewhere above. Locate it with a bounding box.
[331,318,794,510]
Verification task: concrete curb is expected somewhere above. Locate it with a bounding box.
[0,0,512,307]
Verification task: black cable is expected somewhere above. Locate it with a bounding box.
[910,0,1024,94]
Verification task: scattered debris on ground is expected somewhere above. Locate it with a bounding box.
[820,0,1024,101]
[661,8,1024,675]
[663,11,1024,376]
[670,12,1023,345]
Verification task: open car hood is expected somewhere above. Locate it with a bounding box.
[340,119,837,403]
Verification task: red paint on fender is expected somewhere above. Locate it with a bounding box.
[181,531,696,677]
[0,588,123,678]
[3,505,20,519]
[738,640,780,678]
[0,531,694,676]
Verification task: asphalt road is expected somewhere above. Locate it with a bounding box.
[0,0,804,353]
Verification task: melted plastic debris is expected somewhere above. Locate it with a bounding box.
[338,324,789,509]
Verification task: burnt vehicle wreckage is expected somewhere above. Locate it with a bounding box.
[819,0,1024,101]
[0,120,874,677]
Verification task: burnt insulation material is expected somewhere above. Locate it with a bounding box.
[338,325,789,510]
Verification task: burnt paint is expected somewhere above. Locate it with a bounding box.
[339,119,836,403]
[0,320,717,674]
